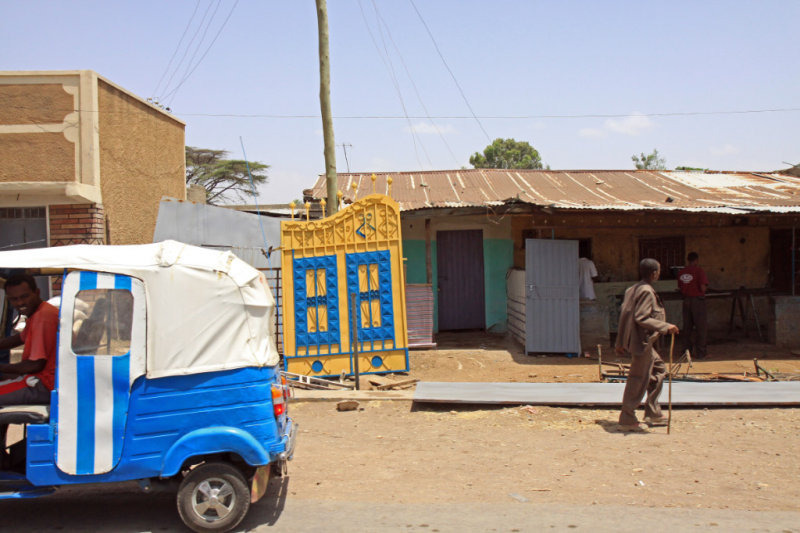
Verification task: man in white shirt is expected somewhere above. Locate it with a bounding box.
[578,250,599,300]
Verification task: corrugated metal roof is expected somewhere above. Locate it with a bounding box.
[307,170,800,213]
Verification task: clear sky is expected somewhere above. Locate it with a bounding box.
[3,0,798,203]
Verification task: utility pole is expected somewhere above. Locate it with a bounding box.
[337,143,352,172]
[316,0,338,214]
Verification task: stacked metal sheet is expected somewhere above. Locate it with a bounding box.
[406,284,436,348]
[414,381,800,406]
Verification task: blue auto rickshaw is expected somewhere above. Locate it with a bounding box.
[0,241,295,532]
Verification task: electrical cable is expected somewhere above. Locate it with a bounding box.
[152,0,202,98]
[163,0,240,106]
[369,0,461,168]
[358,0,427,169]
[174,107,800,119]
[158,0,216,101]
[163,0,224,104]
[240,136,271,268]
[6,103,799,120]
[408,0,492,142]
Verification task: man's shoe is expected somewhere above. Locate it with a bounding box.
[644,416,668,427]
[618,422,647,432]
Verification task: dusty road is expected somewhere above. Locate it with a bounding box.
[3,332,799,532]
[3,401,799,532]
[5,492,799,532]
[287,401,800,511]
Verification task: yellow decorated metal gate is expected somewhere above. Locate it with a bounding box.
[280,194,409,377]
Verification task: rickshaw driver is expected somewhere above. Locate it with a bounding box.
[0,274,58,406]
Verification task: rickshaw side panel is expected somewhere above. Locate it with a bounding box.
[26,365,285,486]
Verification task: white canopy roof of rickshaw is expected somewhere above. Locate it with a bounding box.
[0,240,279,378]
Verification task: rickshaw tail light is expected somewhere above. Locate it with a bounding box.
[272,384,286,417]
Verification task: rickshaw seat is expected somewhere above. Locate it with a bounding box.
[0,405,49,425]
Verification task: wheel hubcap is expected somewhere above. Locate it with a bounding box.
[192,477,236,522]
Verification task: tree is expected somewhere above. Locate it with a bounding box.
[185,146,269,205]
[469,138,543,169]
[632,149,666,170]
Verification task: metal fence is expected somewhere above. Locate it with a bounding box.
[260,267,283,355]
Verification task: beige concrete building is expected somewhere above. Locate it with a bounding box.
[0,70,185,251]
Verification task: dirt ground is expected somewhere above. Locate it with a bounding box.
[286,331,800,515]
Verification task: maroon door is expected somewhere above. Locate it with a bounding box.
[437,230,485,331]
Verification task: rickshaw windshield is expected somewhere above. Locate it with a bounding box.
[72,289,134,356]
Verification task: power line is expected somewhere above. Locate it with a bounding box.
[152,0,202,98]
[163,0,224,104]
[161,0,240,105]
[369,0,461,168]
[158,0,216,101]
[183,107,800,119]
[6,104,800,120]
[408,0,492,143]
[170,107,800,119]
[358,0,427,169]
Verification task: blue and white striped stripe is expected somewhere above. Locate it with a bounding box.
[57,271,146,476]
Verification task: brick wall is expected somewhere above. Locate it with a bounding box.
[49,204,106,246]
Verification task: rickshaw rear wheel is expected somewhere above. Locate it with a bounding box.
[177,462,251,533]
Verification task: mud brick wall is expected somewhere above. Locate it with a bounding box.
[49,204,105,246]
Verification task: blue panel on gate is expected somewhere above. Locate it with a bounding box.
[345,251,394,342]
[293,255,340,347]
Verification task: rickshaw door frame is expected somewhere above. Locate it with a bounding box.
[55,271,146,476]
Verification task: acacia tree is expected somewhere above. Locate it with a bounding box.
[185,146,269,205]
[632,149,666,170]
[469,138,543,169]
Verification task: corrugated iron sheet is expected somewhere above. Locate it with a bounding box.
[406,284,436,348]
[413,381,800,406]
[308,170,800,213]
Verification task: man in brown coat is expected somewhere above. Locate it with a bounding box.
[615,258,679,431]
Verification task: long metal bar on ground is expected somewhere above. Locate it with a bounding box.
[413,381,800,406]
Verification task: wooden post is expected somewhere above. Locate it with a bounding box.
[668,333,675,435]
[316,0,338,215]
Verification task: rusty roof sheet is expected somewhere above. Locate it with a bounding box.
[307,170,800,214]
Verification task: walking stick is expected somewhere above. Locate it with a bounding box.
[668,333,675,435]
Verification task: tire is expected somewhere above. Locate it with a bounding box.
[177,462,251,533]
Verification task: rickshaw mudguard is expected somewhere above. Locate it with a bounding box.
[160,426,271,477]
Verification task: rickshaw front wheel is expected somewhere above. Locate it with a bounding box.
[177,462,251,533]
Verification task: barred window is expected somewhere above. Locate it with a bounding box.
[638,236,685,279]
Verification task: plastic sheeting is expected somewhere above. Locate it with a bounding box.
[0,240,279,378]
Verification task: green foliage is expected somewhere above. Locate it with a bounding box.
[675,166,707,172]
[469,138,543,169]
[185,146,269,205]
[632,149,666,170]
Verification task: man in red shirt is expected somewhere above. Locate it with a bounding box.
[0,273,58,405]
[677,252,709,359]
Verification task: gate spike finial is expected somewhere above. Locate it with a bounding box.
[371,173,377,193]
[320,198,327,218]
[304,201,310,221]
[289,201,296,220]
